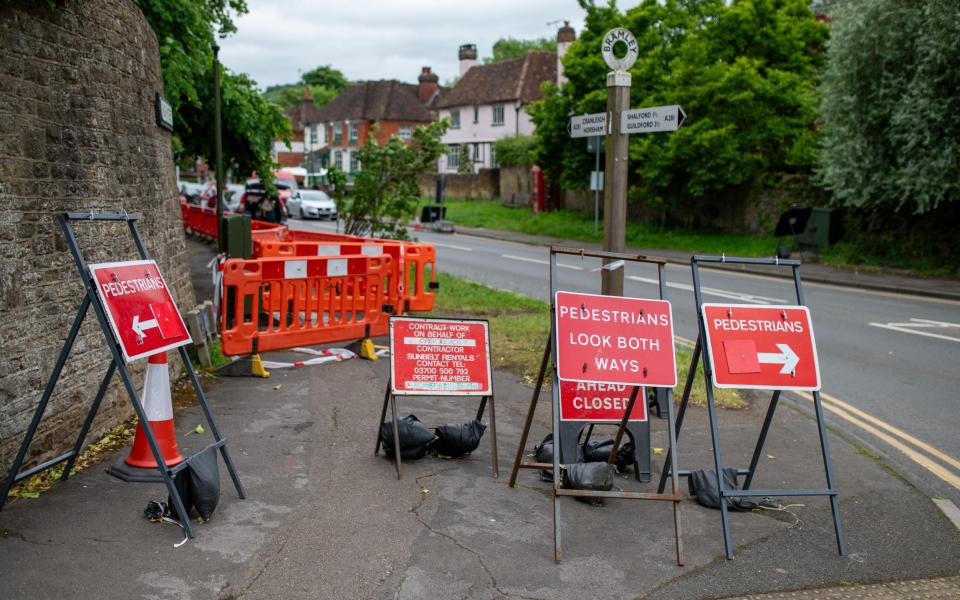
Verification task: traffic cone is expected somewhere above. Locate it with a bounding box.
[124,352,183,468]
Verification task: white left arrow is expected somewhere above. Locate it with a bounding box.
[132,314,158,339]
[757,343,799,374]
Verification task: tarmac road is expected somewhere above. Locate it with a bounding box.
[291,218,960,512]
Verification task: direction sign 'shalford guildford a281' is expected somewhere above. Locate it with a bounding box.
[621,105,686,134]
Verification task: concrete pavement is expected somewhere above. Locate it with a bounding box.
[1,236,957,599]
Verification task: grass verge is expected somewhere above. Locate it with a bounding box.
[437,199,778,257]
[427,272,745,409]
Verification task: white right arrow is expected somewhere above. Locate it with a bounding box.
[757,343,799,374]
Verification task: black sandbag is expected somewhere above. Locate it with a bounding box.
[688,468,755,511]
[166,467,193,519]
[564,462,617,491]
[187,446,221,521]
[434,420,486,457]
[381,414,437,459]
[534,433,554,481]
[581,438,635,472]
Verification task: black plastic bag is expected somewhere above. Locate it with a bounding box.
[564,462,617,491]
[534,434,554,481]
[164,446,221,522]
[381,414,437,460]
[581,438,635,472]
[434,420,486,457]
[688,468,755,511]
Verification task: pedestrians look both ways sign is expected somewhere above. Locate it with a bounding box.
[89,259,191,363]
[554,291,677,387]
[701,303,820,391]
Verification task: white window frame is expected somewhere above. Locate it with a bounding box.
[349,151,360,173]
[492,104,505,126]
[399,125,412,140]
[447,144,460,169]
[348,121,358,143]
[473,106,479,124]
[449,110,460,129]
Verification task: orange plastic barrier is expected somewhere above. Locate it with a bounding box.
[219,254,392,356]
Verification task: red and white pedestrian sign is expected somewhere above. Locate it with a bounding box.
[701,303,821,391]
[390,317,492,396]
[89,260,191,363]
[559,380,646,422]
[554,291,677,387]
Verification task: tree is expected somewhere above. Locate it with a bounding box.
[493,136,536,169]
[262,65,349,109]
[457,145,473,174]
[134,0,291,181]
[339,121,448,239]
[818,0,960,215]
[530,0,827,222]
[484,36,557,64]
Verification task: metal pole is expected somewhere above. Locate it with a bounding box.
[593,137,600,234]
[601,70,630,296]
[213,44,225,252]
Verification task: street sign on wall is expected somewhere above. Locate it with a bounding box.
[89,260,191,363]
[701,303,821,390]
[558,380,646,422]
[621,105,686,134]
[390,316,492,396]
[554,291,677,387]
[569,112,608,138]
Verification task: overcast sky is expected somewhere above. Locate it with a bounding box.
[218,0,640,90]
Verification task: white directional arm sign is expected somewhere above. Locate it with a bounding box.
[621,105,686,134]
[569,112,609,138]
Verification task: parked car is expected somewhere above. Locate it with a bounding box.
[240,177,297,223]
[288,190,338,220]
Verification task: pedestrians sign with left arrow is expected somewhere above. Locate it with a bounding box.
[89,260,191,363]
[701,303,820,390]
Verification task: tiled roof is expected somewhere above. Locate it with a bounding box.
[434,50,556,109]
[314,80,435,123]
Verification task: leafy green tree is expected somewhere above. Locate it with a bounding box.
[493,136,536,168]
[262,65,348,109]
[530,0,827,221]
[484,36,557,64]
[458,145,473,174]
[818,0,960,215]
[340,121,448,239]
[134,0,291,181]
[301,65,349,91]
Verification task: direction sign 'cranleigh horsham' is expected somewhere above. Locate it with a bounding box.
[569,112,608,138]
[621,105,686,134]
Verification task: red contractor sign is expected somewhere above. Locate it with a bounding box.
[390,317,492,396]
[701,303,821,391]
[559,380,646,422]
[89,260,191,363]
[554,291,677,387]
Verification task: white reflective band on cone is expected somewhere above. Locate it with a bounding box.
[142,361,173,421]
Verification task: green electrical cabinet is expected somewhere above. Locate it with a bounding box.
[795,208,837,253]
[221,214,252,259]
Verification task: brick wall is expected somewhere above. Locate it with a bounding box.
[0,0,194,473]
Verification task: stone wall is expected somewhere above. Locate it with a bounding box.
[417,169,500,200]
[0,0,194,473]
[498,167,530,205]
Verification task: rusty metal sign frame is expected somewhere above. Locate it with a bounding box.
[508,246,684,565]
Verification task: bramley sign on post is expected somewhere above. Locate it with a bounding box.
[554,291,677,387]
[89,260,191,363]
[569,112,609,138]
[390,316,492,396]
[621,105,686,134]
[701,303,821,391]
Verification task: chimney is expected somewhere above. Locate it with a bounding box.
[459,43,477,77]
[556,21,576,86]
[418,66,440,105]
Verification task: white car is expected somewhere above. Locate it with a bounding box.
[289,190,338,220]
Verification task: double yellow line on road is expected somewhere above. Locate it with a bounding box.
[674,335,960,491]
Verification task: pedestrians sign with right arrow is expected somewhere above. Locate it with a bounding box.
[701,303,821,390]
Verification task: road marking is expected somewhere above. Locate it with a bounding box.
[432,242,473,252]
[933,498,960,531]
[501,254,583,270]
[627,275,786,304]
[868,318,960,343]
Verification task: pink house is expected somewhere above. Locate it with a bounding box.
[435,22,576,173]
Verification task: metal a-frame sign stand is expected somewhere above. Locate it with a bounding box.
[509,246,684,565]
[0,212,246,538]
[656,255,846,560]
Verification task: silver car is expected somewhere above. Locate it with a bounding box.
[289,190,338,220]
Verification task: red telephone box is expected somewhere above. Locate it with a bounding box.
[530,165,545,214]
